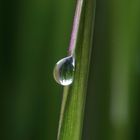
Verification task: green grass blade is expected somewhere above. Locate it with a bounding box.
[57,0,96,140]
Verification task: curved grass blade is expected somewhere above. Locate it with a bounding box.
[57,0,96,140]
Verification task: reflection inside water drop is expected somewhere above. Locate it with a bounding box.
[53,56,75,86]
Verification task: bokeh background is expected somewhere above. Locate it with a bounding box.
[1,0,140,140]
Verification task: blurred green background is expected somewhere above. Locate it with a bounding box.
[1,0,140,140]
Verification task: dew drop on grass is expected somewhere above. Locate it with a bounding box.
[53,56,75,86]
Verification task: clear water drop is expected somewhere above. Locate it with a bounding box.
[53,55,75,86]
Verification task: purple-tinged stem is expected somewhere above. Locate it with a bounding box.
[68,0,84,55]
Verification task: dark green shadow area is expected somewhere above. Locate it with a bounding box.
[0,0,75,140]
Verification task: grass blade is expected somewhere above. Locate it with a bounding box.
[57,0,96,139]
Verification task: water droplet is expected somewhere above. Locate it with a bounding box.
[53,56,75,86]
